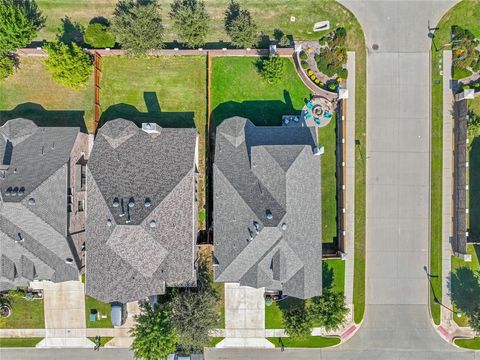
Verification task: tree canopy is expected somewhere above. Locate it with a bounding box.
[169,0,209,48]
[224,0,257,48]
[309,289,349,332]
[0,0,45,53]
[130,302,178,360]
[257,56,284,84]
[111,0,164,55]
[44,41,92,89]
[85,22,116,48]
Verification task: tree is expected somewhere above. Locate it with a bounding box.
[0,54,15,80]
[224,0,257,48]
[257,56,284,84]
[283,300,313,338]
[169,0,209,48]
[130,302,178,360]
[171,256,220,353]
[0,0,45,53]
[309,290,349,332]
[44,41,92,89]
[111,0,164,55]
[85,23,116,48]
[469,306,480,336]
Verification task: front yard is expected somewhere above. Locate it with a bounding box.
[265,259,345,329]
[0,338,43,347]
[0,291,44,329]
[267,336,340,348]
[0,56,94,132]
[82,275,112,328]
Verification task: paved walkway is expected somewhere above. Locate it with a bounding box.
[344,51,356,307]
[216,283,274,348]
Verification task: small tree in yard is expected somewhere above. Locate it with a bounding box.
[44,41,92,89]
[309,289,349,332]
[130,302,178,360]
[0,0,45,53]
[224,0,257,48]
[258,56,284,84]
[470,306,480,336]
[0,54,15,80]
[85,23,116,48]
[283,300,313,338]
[111,0,164,55]
[169,0,209,48]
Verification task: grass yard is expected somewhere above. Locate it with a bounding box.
[0,56,94,132]
[450,244,480,327]
[265,259,345,329]
[455,337,480,350]
[0,294,44,329]
[0,338,43,348]
[100,55,207,228]
[267,336,340,348]
[429,0,480,324]
[207,337,224,347]
[88,337,113,347]
[82,274,113,328]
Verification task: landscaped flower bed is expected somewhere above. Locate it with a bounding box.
[296,27,349,93]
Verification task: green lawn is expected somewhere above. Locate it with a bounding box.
[429,0,480,325]
[0,56,94,132]
[207,337,224,347]
[265,259,345,329]
[212,282,225,329]
[0,294,44,329]
[88,336,113,347]
[450,244,480,327]
[0,338,43,348]
[455,337,480,350]
[267,336,340,348]
[82,274,113,328]
[99,55,207,228]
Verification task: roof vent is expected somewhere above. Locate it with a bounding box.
[5,187,12,196]
[281,223,288,231]
[16,233,24,243]
[28,198,35,206]
[128,198,135,208]
[112,197,120,207]
[144,198,151,207]
[18,187,25,196]
[149,220,156,228]
[107,219,112,227]
[266,209,273,220]
[11,186,19,196]
[65,258,74,264]
[253,221,259,234]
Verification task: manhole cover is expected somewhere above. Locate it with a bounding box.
[372,44,379,50]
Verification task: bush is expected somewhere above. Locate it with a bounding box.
[310,74,316,81]
[337,67,348,79]
[279,34,290,47]
[257,56,284,84]
[0,54,15,80]
[44,41,92,89]
[314,78,320,85]
[307,69,313,76]
[84,23,115,48]
[328,82,337,91]
[300,51,308,61]
[301,61,308,69]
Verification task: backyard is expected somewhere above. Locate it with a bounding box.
[0,56,94,132]
[265,259,345,329]
[99,55,207,228]
[429,0,480,324]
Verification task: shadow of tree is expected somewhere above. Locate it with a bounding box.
[0,102,87,132]
[99,92,195,129]
[450,266,480,314]
[469,138,480,240]
[57,16,84,45]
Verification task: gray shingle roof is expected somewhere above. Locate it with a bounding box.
[86,119,198,303]
[213,117,323,299]
[0,119,80,291]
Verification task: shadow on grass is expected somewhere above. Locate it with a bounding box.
[100,92,195,129]
[450,266,480,314]
[469,138,480,240]
[0,102,87,132]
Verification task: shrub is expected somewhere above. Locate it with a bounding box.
[258,56,284,84]
[337,67,348,79]
[0,54,15,80]
[315,27,348,79]
[279,34,290,47]
[44,41,92,89]
[84,23,115,48]
[328,82,337,91]
[314,78,320,85]
[300,51,308,61]
[307,69,313,76]
[310,74,316,81]
[301,61,308,69]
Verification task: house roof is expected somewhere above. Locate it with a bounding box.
[213,117,323,299]
[86,119,198,303]
[0,119,80,291]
